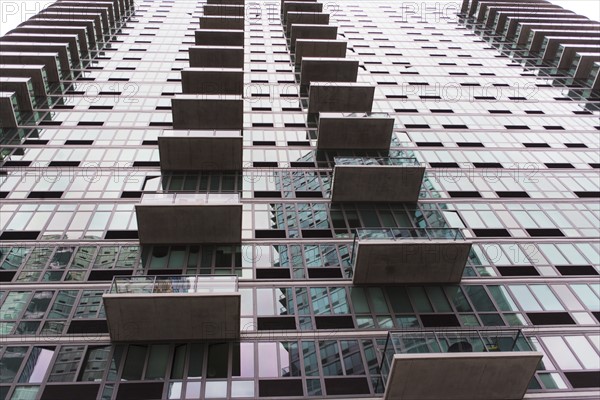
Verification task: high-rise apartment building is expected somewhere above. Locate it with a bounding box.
[0,0,599,399]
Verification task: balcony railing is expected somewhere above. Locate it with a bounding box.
[109,275,238,295]
[334,156,422,167]
[140,192,240,206]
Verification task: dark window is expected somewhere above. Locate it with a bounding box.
[259,380,303,397]
[497,266,539,276]
[457,142,484,148]
[48,161,80,167]
[308,268,343,279]
[116,383,164,400]
[473,229,511,237]
[133,161,160,167]
[41,384,101,400]
[295,191,323,198]
[256,269,290,279]
[574,192,600,198]
[257,317,296,330]
[420,314,460,327]
[473,162,503,168]
[254,191,281,198]
[443,124,468,129]
[105,231,138,240]
[526,229,564,237]
[67,320,108,334]
[0,231,40,240]
[405,124,430,129]
[523,143,550,148]
[496,191,529,198]
[302,229,332,238]
[28,191,63,199]
[325,378,370,395]
[121,191,142,199]
[430,162,459,168]
[555,265,598,276]
[545,163,574,169]
[65,140,93,145]
[315,316,354,329]
[416,142,443,147]
[448,191,481,198]
[253,162,278,168]
[527,312,575,326]
[504,125,529,130]
[564,372,600,389]
[255,230,286,239]
[565,143,587,148]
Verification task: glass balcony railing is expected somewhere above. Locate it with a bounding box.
[380,329,535,392]
[334,156,422,167]
[355,227,465,241]
[109,275,238,295]
[140,192,240,206]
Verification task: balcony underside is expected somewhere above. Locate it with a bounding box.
[294,39,347,65]
[384,352,542,400]
[353,241,472,285]
[103,293,241,341]
[308,83,374,115]
[171,96,243,130]
[317,115,393,150]
[136,204,242,244]
[331,165,425,203]
[195,29,244,46]
[158,133,242,171]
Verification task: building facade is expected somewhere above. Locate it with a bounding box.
[0,0,599,399]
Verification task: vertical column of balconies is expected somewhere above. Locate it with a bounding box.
[0,0,135,128]
[280,4,542,400]
[281,1,471,287]
[106,0,245,343]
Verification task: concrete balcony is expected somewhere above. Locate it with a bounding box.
[36,11,107,37]
[171,95,243,130]
[0,42,71,75]
[0,92,19,128]
[158,130,242,172]
[1,33,81,65]
[290,24,337,50]
[282,1,323,23]
[350,228,471,285]
[203,4,244,16]
[300,58,358,88]
[136,193,242,245]
[0,65,48,97]
[195,29,244,47]
[48,3,115,27]
[199,16,244,30]
[103,275,240,342]
[11,26,90,54]
[22,19,98,50]
[56,0,122,22]
[316,112,393,150]
[331,157,425,203]
[0,77,34,111]
[308,82,375,118]
[38,5,111,35]
[182,68,243,95]
[380,330,542,400]
[0,52,61,83]
[286,12,330,33]
[189,46,244,68]
[294,39,347,66]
